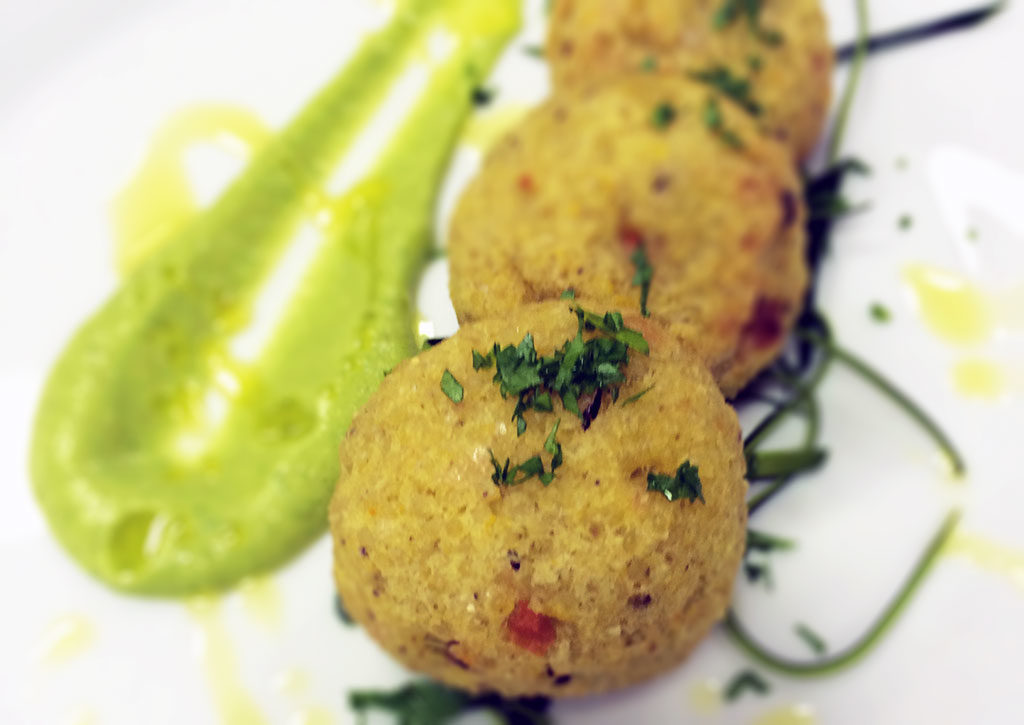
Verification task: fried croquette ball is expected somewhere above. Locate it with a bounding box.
[329,302,748,697]
[448,76,808,397]
[546,0,832,160]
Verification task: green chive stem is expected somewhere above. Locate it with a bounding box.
[725,509,961,676]
[799,331,965,476]
[826,0,870,164]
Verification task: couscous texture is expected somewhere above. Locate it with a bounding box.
[329,302,748,696]
[448,76,808,397]
[546,0,832,160]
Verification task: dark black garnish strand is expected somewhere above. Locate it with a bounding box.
[726,0,967,678]
[834,1,1006,63]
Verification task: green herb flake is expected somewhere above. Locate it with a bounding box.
[349,680,552,725]
[620,384,654,407]
[967,226,979,242]
[440,369,464,403]
[747,54,763,72]
[630,245,654,317]
[898,214,913,230]
[703,97,744,150]
[723,669,771,702]
[651,102,677,130]
[869,302,891,323]
[647,461,704,503]
[523,44,545,58]
[690,65,762,116]
[794,622,828,656]
[471,86,495,107]
[895,155,909,170]
[560,287,576,300]
[640,55,658,72]
[712,0,782,45]
[473,306,649,439]
[472,349,494,370]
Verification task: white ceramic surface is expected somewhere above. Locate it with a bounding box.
[1,1,1023,723]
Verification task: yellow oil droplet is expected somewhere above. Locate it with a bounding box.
[952,359,1007,399]
[112,105,270,276]
[187,596,269,725]
[688,678,722,714]
[239,575,283,631]
[755,704,816,725]
[904,264,993,344]
[35,614,96,666]
[65,706,99,725]
[289,706,335,725]
[462,104,530,152]
[995,284,1024,330]
[946,530,1024,593]
[275,667,311,701]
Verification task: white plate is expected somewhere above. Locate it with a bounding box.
[2,1,1023,724]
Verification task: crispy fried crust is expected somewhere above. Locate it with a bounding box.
[330,302,747,696]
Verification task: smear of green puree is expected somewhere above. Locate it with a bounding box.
[30,0,520,595]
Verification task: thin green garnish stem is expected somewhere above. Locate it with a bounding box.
[799,331,966,476]
[725,509,961,676]
[744,358,830,455]
[826,0,869,164]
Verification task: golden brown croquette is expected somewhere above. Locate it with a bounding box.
[448,76,808,397]
[546,0,832,160]
[330,302,748,697]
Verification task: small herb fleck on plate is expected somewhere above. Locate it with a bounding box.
[723,669,771,702]
[869,302,891,322]
[794,622,828,655]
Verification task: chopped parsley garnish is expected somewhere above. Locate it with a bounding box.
[640,55,658,72]
[703,97,744,150]
[620,384,654,407]
[690,65,762,116]
[646,461,704,503]
[630,245,654,317]
[723,669,771,702]
[898,214,913,230]
[712,0,782,45]
[471,86,495,107]
[651,102,677,129]
[440,369,464,403]
[473,306,648,435]
[522,44,544,58]
[560,287,576,300]
[747,54,763,72]
[869,302,891,322]
[794,623,828,656]
[967,226,979,241]
[349,681,552,725]
[489,418,562,489]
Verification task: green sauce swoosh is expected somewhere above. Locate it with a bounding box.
[30,0,521,595]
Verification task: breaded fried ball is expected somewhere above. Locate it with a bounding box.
[448,76,807,397]
[546,0,832,160]
[330,302,747,697]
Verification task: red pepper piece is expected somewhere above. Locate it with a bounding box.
[742,297,789,349]
[506,599,556,655]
